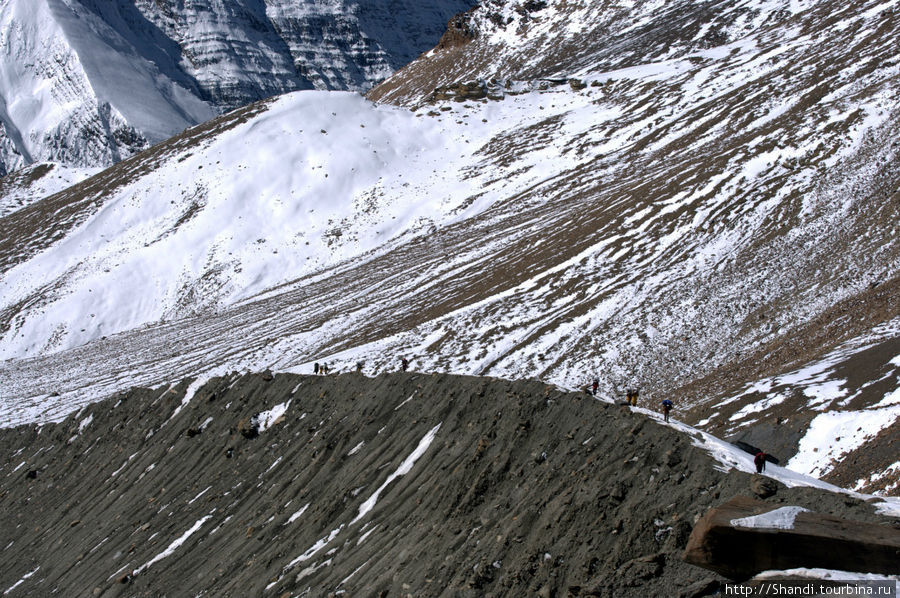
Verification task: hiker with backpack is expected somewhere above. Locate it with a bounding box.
[626,388,639,406]
[754,451,767,474]
[661,398,673,422]
[401,357,409,372]
[591,378,599,396]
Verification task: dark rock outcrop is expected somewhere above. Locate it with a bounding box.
[749,475,780,498]
[428,80,492,102]
[237,414,260,439]
[683,495,900,580]
[436,8,479,50]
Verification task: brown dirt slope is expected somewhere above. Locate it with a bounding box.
[0,373,894,597]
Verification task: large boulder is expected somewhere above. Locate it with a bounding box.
[683,496,900,580]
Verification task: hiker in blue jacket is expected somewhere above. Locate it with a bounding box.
[661,398,673,422]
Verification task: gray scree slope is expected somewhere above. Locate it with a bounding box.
[0,373,894,596]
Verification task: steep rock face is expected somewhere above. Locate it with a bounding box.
[264,0,479,92]
[0,0,477,174]
[0,0,214,174]
[129,0,478,102]
[129,0,314,108]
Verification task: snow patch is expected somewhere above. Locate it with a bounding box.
[731,506,810,530]
[351,423,441,525]
[789,406,900,478]
[285,503,310,525]
[347,441,364,456]
[169,377,209,422]
[257,400,291,433]
[3,566,39,596]
[133,515,213,576]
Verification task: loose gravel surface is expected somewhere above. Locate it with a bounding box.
[0,373,893,597]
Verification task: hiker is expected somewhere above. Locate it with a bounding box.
[661,398,673,422]
[591,378,599,396]
[754,451,767,474]
[314,362,319,375]
[356,361,363,373]
[401,357,409,372]
[626,388,639,406]
[321,362,329,375]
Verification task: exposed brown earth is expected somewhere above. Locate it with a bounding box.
[0,163,54,210]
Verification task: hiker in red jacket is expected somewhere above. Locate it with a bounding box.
[754,451,767,474]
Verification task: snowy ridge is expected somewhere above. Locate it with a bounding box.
[635,399,900,516]
[0,91,514,358]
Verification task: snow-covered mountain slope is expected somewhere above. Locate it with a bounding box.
[0,162,98,218]
[1,0,899,494]
[368,0,839,106]
[0,91,516,358]
[0,0,476,175]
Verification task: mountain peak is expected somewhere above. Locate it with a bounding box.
[0,0,477,175]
